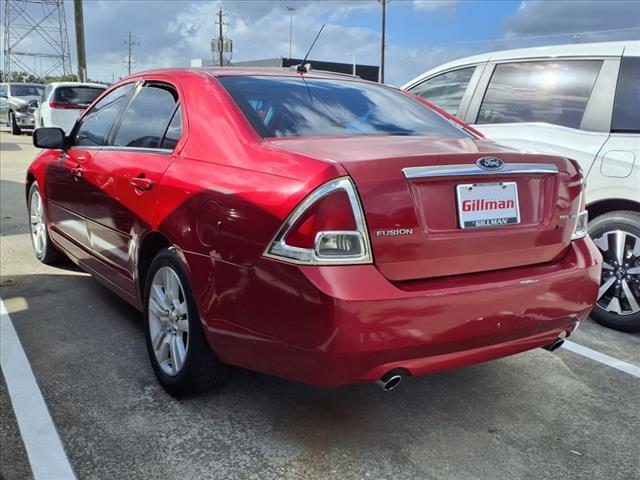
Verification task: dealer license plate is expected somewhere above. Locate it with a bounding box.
[456,182,520,229]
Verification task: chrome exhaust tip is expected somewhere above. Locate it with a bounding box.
[543,338,565,352]
[377,372,403,391]
[544,330,569,352]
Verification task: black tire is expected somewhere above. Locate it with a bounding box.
[588,210,640,333]
[144,248,228,397]
[27,182,64,264]
[9,111,21,135]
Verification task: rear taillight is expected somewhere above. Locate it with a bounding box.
[49,101,85,110]
[572,167,588,240]
[265,177,372,265]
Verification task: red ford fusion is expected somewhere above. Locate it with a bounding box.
[27,68,601,396]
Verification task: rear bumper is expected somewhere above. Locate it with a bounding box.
[194,237,601,386]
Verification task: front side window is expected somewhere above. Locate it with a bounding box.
[75,83,135,147]
[113,84,179,149]
[9,84,44,97]
[611,57,640,133]
[219,76,468,139]
[0,85,7,97]
[408,67,475,116]
[477,60,603,129]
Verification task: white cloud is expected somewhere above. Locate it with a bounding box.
[413,0,459,12]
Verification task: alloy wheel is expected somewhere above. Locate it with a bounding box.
[592,230,640,316]
[148,266,190,376]
[29,189,46,257]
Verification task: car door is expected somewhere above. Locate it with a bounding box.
[465,58,618,177]
[82,80,183,297]
[45,82,136,261]
[587,55,640,206]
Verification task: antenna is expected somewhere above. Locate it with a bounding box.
[296,24,325,73]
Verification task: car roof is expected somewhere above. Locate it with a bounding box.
[2,82,45,87]
[126,66,371,83]
[402,40,639,89]
[47,82,107,88]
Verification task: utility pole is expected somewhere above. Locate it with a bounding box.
[217,9,224,66]
[347,52,358,76]
[73,0,86,81]
[378,0,389,84]
[124,32,140,76]
[287,6,295,58]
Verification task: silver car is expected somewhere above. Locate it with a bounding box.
[0,83,45,134]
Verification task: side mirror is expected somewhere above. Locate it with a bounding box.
[33,127,66,149]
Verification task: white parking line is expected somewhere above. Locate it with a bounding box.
[0,298,76,480]
[563,340,640,379]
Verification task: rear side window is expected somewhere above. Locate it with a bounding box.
[477,60,602,129]
[611,57,640,133]
[219,76,468,139]
[113,84,179,149]
[408,67,475,116]
[161,106,182,150]
[52,86,105,107]
[75,82,135,147]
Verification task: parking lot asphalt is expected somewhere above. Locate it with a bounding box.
[1,129,639,480]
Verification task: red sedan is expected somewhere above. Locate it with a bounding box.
[28,68,601,396]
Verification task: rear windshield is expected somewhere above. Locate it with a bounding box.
[52,86,106,106]
[219,76,468,138]
[10,84,44,97]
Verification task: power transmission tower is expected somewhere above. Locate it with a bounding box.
[3,0,72,81]
[123,32,140,76]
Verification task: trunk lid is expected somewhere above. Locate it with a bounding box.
[264,136,583,281]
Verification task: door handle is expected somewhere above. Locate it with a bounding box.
[130,176,154,191]
[71,165,83,179]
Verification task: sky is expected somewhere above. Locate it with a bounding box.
[4,0,640,86]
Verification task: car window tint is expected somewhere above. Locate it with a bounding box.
[75,83,135,147]
[53,86,106,106]
[161,105,182,150]
[219,76,468,138]
[477,60,602,129]
[611,57,640,133]
[408,67,475,116]
[0,85,6,97]
[9,84,44,97]
[113,84,178,149]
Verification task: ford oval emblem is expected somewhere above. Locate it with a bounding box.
[476,157,504,170]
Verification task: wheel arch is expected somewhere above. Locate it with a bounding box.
[587,198,640,221]
[137,231,173,298]
[25,171,36,201]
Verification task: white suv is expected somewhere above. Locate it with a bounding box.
[403,41,640,332]
[35,82,106,133]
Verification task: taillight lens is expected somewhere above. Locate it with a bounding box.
[572,167,588,240]
[49,101,85,110]
[265,177,372,265]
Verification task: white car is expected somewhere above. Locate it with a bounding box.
[403,41,640,332]
[35,82,107,133]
